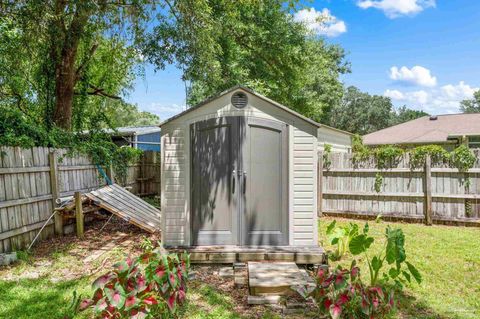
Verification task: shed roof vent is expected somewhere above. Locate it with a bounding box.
[231,91,248,109]
[429,115,438,121]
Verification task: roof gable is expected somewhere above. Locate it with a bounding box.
[363,113,480,145]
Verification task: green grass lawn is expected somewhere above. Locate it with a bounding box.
[319,217,480,319]
[0,217,478,318]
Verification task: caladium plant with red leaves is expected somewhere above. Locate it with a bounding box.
[79,251,190,319]
[295,261,394,319]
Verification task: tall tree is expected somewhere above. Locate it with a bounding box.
[143,0,349,123]
[330,86,394,135]
[460,90,480,113]
[0,0,153,130]
[391,106,428,125]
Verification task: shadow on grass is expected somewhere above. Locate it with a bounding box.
[0,276,91,319]
[179,282,242,319]
[394,289,454,319]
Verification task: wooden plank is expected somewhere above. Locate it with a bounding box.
[90,186,160,220]
[58,165,97,171]
[424,155,433,225]
[109,184,161,216]
[322,191,479,200]
[0,166,50,174]
[106,163,115,185]
[75,192,84,238]
[0,219,54,241]
[88,191,155,226]
[91,200,157,233]
[325,168,480,174]
[49,152,63,235]
[84,185,161,233]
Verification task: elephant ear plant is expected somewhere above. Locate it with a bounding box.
[326,220,359,260]
[349,223,422,287]
[297,221,422,319]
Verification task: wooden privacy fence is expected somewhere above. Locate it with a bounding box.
[0,147,160,253]
[318,151,480,225]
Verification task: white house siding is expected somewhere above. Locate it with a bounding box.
[292,128,318,246]
[318,126,352,153]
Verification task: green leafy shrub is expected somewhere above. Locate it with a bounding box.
[326,220,358,260]
[80,251,190,319]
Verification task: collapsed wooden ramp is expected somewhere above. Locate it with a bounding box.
[85,184,161,233]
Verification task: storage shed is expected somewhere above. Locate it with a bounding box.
[160,86,351,247]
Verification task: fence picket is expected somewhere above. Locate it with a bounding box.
[0,146,160,252]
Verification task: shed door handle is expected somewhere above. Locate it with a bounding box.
[232,170,236,194]
[243,172,247,194]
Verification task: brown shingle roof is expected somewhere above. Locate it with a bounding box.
[363,113,480,145]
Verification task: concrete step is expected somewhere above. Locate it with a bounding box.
[248,261,315,296]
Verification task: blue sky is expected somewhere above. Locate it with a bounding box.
[127,0,480,120]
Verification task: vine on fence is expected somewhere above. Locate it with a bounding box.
[348,135,477,193]
[0,107,143,182]
[323,143,332,168]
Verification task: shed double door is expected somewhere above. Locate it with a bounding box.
[191,116,288,246]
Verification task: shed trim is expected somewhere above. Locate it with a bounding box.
[159,85,352,136]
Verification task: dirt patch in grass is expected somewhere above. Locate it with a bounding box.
[1,217,317,319]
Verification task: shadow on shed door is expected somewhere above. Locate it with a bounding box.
[191,116,287,246]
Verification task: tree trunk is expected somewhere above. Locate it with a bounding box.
[52,47,78,130]
[51,1,90,130]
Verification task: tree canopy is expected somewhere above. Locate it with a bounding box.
[143,0,350,123]
[329,86,428,135]
[1,0,350,132]
[460,90,480,113]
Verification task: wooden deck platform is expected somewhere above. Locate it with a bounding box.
[167,246,325,264]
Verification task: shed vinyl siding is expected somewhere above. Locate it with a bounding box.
[318,127,352,153]
[292,128,318,246]
[160,88,337,247]
[161,128,187,245]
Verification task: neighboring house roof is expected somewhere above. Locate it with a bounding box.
[104,126,161,136]
[159,85,352,136]
[363,113,480,145]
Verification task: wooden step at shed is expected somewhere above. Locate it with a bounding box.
[168,246,325,264]
[248,262,315,296]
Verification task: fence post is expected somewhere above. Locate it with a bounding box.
[424,155,433,225]
[49,151,63,236]
[318,151,324,217]
[75,192,84,238]
[106,163,115,185]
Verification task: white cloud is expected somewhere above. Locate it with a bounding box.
[142,103,186,120]
[384,81,479,113]
[294,8,347,37]
[357,0,436,18]
[384,89,405,100]
[390,66,437,87]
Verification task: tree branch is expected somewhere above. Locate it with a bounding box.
[74,84,122,100]
[75,42,99,81]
